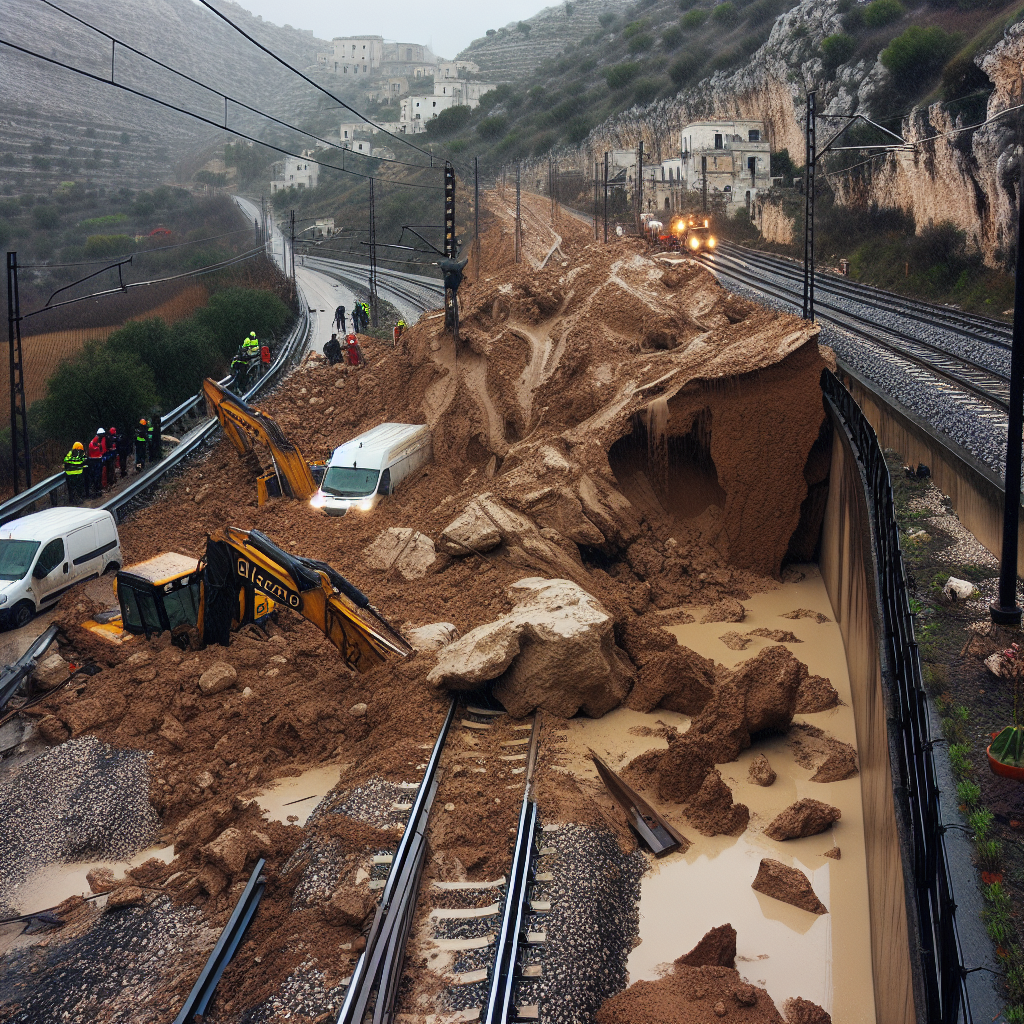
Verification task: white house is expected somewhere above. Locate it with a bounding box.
[270,154,319,193]
[399,93,462,132]
[680,120,771,203]
[434,80,496,105]
[317,35,384,76]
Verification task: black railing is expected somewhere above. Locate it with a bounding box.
[822,370,971,1024]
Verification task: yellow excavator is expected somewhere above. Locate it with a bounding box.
[82,526,410,672]
[203,378,326,505]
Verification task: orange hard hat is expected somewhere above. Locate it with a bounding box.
[140,418,147,426]
[72,441,84,450]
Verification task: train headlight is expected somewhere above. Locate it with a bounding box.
[690,237,700,250]
[707,236,717,248]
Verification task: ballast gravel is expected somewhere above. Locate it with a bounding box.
[0,736,159,917]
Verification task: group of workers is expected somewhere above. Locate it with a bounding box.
[324,333,364,367]
[334,303,372,335]
[63,418,162,504]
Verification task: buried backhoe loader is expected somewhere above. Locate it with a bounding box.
[202,378,327,505]
[82,526,410,672]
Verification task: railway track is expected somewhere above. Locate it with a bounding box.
[689,244,1011,419]
[329,700,545,1024]
[302,255,443,319]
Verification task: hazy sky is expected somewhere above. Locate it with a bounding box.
[237,0,547,58]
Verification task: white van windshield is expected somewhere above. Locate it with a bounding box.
[322,466,380,498]
[0,540,41,581]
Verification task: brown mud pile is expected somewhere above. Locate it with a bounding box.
[596,925,782,1023]
[30,186,836,1016]
[763,799,841,841]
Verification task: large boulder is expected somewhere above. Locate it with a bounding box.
[625,645,716,715]
[363,528,440,580]
[427,577,635,717]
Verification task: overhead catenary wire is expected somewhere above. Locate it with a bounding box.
[0,38,443,192]
[31,0,441,177]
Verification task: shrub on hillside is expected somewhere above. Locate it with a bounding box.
[606,62,642,88]
[32,206,60,230]
[712,2,738,25]
[633,78,660,104]
[862,0,904,27]
[478,115,509,141]
[662,25,684,47]
[682,8,709,28]
[84,234,136,258]
[771,148,800,184]
[628,32,654,52]
[623,19,650,37]
[822,33,856,70]
[426,105,473,137]
[882,25,960,88]
[670,53,705,86]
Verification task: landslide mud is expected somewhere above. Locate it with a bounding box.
[10,188,842,1021]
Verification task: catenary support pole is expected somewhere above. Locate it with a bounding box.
[289,209,296,289]
[474,156,480,280]
[593,160,599,240]
[992,92,1024,626]
[5,252,30,493]
[637,140,643,231]
[802,90,816,322]
[603,152,609,243]
[701,155,707,214]
[369,177,378,329]
[515,163,521,264]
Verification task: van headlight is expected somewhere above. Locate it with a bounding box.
[310,493,326,509]
[359,499,374,511]
[0,594,7,606]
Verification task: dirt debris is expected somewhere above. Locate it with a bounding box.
[784,996,833,1023]
[701,598,747,624]
[780,609,831,624]
[676,923,737,968]
[788,723,860,782]
[747,754,777,787]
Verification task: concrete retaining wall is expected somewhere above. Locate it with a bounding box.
[819,406,921,1024]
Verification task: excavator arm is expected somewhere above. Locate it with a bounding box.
[200,526,411,672]
[202,378,322,504]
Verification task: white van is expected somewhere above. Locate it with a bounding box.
[311,423,432,517]
[0,508,121,628]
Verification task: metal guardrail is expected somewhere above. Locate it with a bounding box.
[336,698,457,1024]
[0,299,309,528]
[822,369,971,1024]
[0,623,58,713]
[173,857,267,1024]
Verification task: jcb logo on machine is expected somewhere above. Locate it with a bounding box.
[236,557,300,608]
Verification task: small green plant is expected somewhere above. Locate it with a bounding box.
[908,597,923,615]
[948,743,972,779]
[968,807,994,842]
[983,882,1014,945]
[681,7,708,27]
[976,838,1002,872]
[862,0,903,27]
[821,32,855,71]
[955,779,981,807]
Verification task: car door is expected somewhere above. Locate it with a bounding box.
[31,536,68,605]
[66,523,98,581]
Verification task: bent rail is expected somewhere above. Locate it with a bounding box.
[822,369,971,1024]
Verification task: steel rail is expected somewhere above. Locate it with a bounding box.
[0,622,59,713]
[483,716,542,1024]
[303,256,442,316]
[335,698,457,1024]
[692,252,1011,413]
[172,857,267,1024]
[717,238,1013,340]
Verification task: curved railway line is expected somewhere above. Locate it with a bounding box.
[302,255,443,320]
[690,242,1012,417]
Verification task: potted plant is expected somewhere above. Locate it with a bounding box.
[988,643,1024,782]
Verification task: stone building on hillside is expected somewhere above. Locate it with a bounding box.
[679,120,771,204]
[316,35,384,77]
[270,154,318,194]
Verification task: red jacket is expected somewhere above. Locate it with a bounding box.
[88,436,105,458]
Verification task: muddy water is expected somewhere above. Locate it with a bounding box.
[255,764,345,826]
[556,565,875,1023]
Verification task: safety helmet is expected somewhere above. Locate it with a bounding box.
[140,418,147,426]
[109,427,117,435]
[96,427,105,435]
[250,331,256,338]
[72,441,84,450]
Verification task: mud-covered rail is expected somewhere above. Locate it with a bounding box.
[336,698,458,1024]
[172,858,267,1024]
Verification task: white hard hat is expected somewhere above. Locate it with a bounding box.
[96,427,106,434]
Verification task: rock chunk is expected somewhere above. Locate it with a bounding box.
[86,867,117,894]
[824,847,841,860]
[363,528,440,580]
[675,923,736,969]
[441,502,503,555]
[780,608,831,623]
[106,885,145,909]
[624,645,715,715]
[427,577,635,718]
[747,754,776,787]
[794,667,841,713]
[751,858,827,915]
[719,631,752,651]
[323,888,375,928]
[784,996,832,1023]
[158,714,188,749]
[199,662,237,695]
[685,769,750,837]
[746,628,801,643]
[32,652,69,690]
[764,798,841,841]
[405,622,460,652]
[203,828,247,876]
[700,597,746,624]
[788,723,859,782]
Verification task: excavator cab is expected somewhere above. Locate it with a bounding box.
[82,551,275,645]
